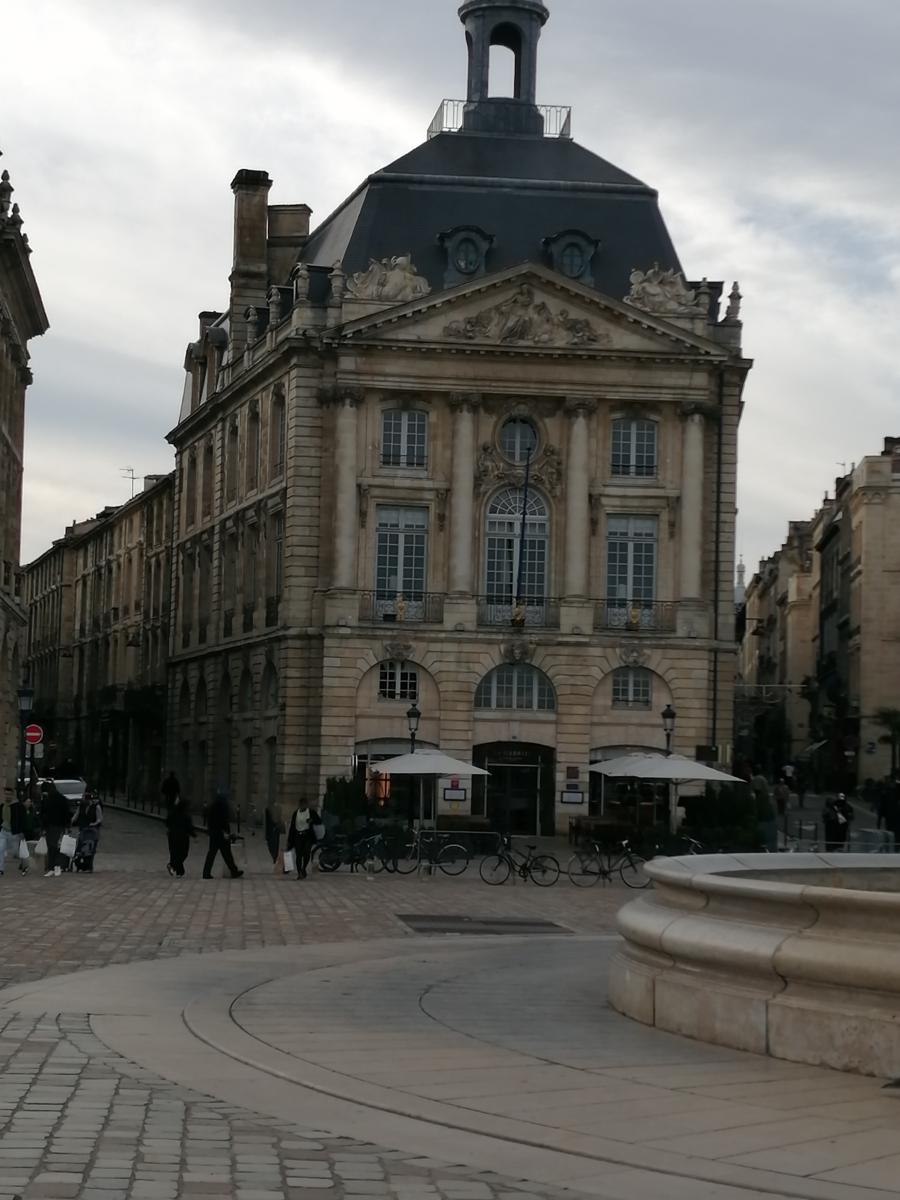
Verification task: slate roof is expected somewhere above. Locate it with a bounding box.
[301,131,683,302]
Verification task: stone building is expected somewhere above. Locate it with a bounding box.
[167,0,751,832]
[737,522,815,773]
[0,159,48,793]
[741,438,900,788]
[23,474,174,798]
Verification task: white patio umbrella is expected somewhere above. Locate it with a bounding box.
[590,754,743,833]
[370,750,489,836]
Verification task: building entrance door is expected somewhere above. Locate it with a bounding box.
[486,762,541,836]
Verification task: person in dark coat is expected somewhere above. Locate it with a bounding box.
[166,795,196,878]
[7,792,37,875]
[161,771,181,814]
[40,783,71,876]
[823,793,854,851]
[264,805,282,866]
[285,799,322,880]
[202,789,243,879]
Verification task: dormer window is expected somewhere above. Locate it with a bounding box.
[544,230,599,284]
[439,225,494,287]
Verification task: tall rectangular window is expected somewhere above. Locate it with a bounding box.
[269,511,284,598]
[270,390,286,479]
[375,507,428,617]
[226,423,239,503]
[612,418,658,478]
[247,408,260,492]
[606,515,657,605]
[381,410,428,468]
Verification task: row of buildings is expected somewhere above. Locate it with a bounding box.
[0,158,48,797]
[738,438,900,789]
[23,0,752,833]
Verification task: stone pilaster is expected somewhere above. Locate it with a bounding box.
[449,394,479,595]
[564,399,595,599]
[332,389,361,591]
[680,408,705,601]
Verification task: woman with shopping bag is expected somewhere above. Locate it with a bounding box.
[7,791,38,875]
[285,799,324,880]
[40,782,72,877]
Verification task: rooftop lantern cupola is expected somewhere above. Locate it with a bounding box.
[459,0,550,136]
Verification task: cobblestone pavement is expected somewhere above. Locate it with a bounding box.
[0,1011,577,1200]
[0,811,625,992]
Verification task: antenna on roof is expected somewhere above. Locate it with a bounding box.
[121,466,137,499]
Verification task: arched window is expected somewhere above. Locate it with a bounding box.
[489,23,522,97]
[499,418,537,464]
[485,487,548,606]
[611,667,652,709]
[475,664,555,712]
[261,662,279,710]
[379,661,418,701]
[381,410,427,468]
[611,417,658,478]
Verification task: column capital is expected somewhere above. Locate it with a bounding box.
[448,391,482,413]
[318,384,364,408]
[564,396,598,419]
[678,400,719,422]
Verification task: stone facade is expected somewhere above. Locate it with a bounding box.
[168,234,749,830]
[741,438,900,788]
[23,475,174,798]
[0,161,48,796]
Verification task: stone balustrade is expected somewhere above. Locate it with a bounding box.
[609,852,900,1078]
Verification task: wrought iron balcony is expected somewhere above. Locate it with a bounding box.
[428,99,572,140]
[476,595,560,629]
[359,591,445,625]
[594,600,678,634]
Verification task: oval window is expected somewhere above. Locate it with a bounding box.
[454,238,481,275]
[499,418,538,464]
[560,242,586,278]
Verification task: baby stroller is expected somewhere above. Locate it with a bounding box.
[73,828,99,873]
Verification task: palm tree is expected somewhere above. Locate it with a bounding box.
[873,708,900,777]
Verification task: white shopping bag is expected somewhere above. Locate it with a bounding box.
[283,849,296,874]
[59,833,78,859]
[18,839,30,861]
[34,836,48,857]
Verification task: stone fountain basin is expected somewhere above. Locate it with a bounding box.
[609,852,900,1078]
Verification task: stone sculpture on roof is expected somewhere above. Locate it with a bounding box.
[624,263,703,316]
[346,254,431,303]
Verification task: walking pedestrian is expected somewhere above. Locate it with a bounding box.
[823,793,854,852]
[751,769,777,851]
[73,790,103,871]
[40,782,72,877]
[166,794,196,877]
[773,778,791,833]
[3,790,37,875]
[285,798,322,880]
[161,770,181,815]
[202,788,243,879]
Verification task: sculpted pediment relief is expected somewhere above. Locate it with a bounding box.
[337,270,722,357]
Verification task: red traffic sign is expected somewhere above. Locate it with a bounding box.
[24,724,44,746]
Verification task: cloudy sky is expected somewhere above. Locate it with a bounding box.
[6,0,900,574]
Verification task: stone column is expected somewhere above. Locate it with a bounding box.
[449,395,478,594]
[680,409,705,600]
[564,400,593,599]
[333,390,360,590]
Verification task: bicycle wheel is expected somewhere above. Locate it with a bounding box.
[317,847,342,873]
[391,839,420,875]
[529,855,560,887]
[567,853,603,887]
[480,854,511,885]
[619,853,651,889]
[437,843,470,876]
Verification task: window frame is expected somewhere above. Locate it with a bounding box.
[378,661,419,702]
[611,417,659,479]
[475,663,556,712]
[499,418,538,465]
[381,409,428,469]
[611,667,652,709]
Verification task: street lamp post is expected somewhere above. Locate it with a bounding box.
[661,704,677,756]
[17,685,34,800]
[406,701,420,755]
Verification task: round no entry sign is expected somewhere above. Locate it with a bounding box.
[24,724,44,746]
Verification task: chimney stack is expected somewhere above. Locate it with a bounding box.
[229,169,272,353]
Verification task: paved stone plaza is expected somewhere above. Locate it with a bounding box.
[1,813,898,1200]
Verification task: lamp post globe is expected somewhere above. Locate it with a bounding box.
[407,701,421,755]
[661,704,677,756]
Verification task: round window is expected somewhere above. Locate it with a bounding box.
[560,242,586,279]
[454,237,481,275]
[500,418,538,464]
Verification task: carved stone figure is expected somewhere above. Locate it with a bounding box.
[503,637,536,665]
[533,445,563,497]
[444,284,604,347]
[383,641,414,663]
[474,443,503,491]
[346,255,431,303]
[292,263,309,302]
[725,281,743,323]
[625,264,703,316]
[618,647,650,668]
[329,262,346,303]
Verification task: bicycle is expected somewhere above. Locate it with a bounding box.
[390,829,470,876]
[317,831,395,874]
[480,836,560,887]
[566,839,651,889]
